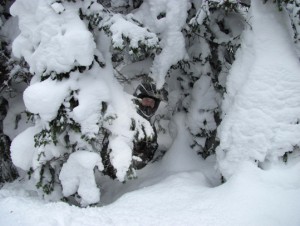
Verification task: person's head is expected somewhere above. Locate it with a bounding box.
[134,82,165,119]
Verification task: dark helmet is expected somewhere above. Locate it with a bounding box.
[133,82,167,119]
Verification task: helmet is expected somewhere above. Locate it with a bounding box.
[133,82,167,119]
[134,82,168,101]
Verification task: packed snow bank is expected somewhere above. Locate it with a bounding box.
[217,0,300,179]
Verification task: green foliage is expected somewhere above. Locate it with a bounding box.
[36,163,56,195]
[208,0,241,14]
[34,101,81,148]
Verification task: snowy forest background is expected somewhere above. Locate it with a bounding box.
[1,0,300,225]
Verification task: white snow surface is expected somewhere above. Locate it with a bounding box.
[217,1,300,179]
[10,0,96,76]
[1,113,300,226]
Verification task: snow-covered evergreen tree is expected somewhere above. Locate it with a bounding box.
[9,0,159,206]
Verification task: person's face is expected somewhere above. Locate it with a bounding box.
[141,97,156,108]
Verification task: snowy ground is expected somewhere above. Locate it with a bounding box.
[0,113,300,226]
[1,165,300,226]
